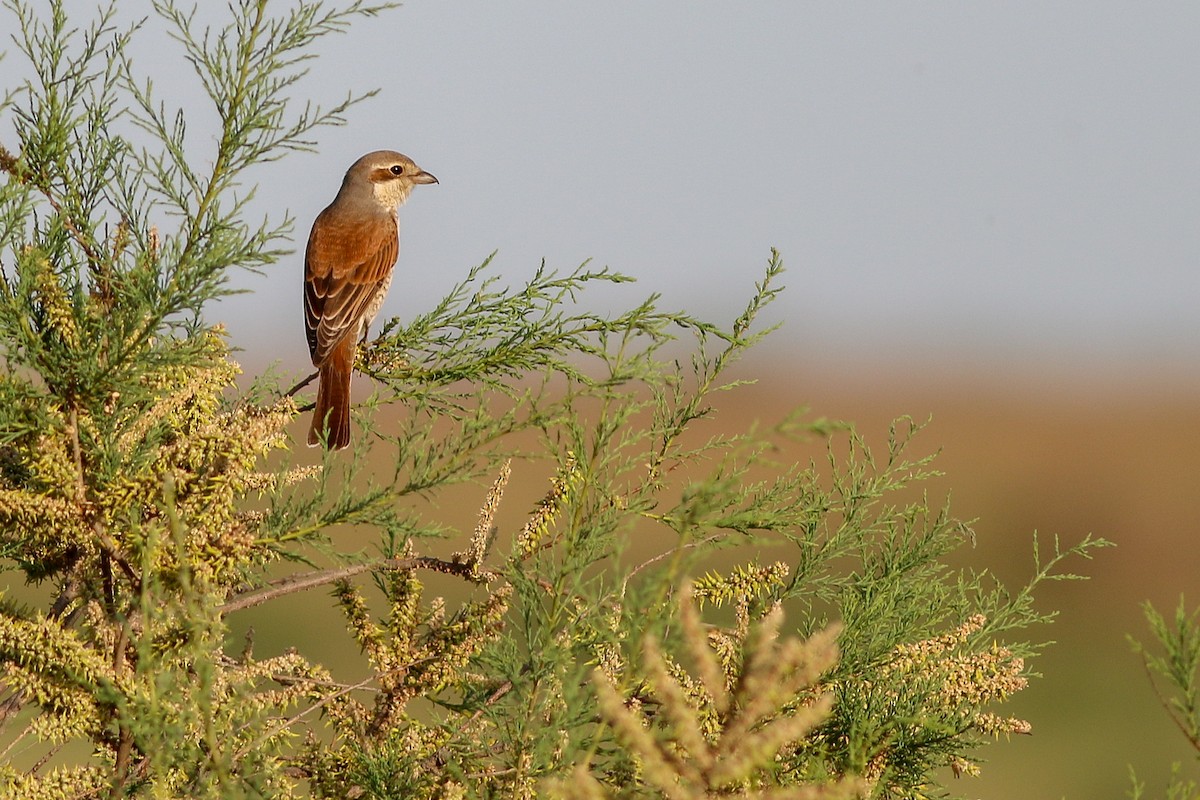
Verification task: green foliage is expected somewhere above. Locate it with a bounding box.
[1136,599,1200,752]
[1128,598,1200,800]
[0,2,1111,799]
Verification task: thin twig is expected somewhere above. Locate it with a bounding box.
[48,557,84,620]
[110,729,134,799]
[220,555,478,616]
[461,767,518,781]
[282,369,318,399]
[268,673,382,694]
[25,742,63,776]
[221,558,417,615]
[620,532,725,595]
[421,665,529,772]
[1139,654,1200,753]
[0,723,32,764]
[0,143,102,267]
[231,662,424,765]
[468,678,516,724]
[69,407,141,591]
[96,532,140,589]
[282,325,398,402]
[109,623,133,798]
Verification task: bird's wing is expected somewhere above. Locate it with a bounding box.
[304,211,399,366]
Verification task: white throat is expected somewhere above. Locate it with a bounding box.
[372,179,412,211]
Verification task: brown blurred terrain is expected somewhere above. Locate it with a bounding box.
[742,352,1200,799]
[13,348,1195,797]
[265,349,1199,798]
[254,349,1197,798]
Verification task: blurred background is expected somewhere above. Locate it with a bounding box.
[20,2,1200,796]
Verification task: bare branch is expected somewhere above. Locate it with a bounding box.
[220,555,480,616]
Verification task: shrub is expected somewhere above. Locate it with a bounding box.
[0,2,1107,797]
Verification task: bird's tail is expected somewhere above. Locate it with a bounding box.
[308,336,355,450]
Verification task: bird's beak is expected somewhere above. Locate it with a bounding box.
[414,170,438,185]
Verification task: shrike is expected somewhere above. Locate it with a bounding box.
[303,150,437,449]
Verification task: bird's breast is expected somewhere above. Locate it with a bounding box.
[362,270,395,329]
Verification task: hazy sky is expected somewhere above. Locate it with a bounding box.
[16,3,1200,376]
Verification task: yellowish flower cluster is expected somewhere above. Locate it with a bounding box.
[550,584,862,799]
[513,453,580,559]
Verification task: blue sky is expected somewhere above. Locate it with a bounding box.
[17,3,1200,376]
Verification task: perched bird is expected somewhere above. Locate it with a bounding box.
[303,150,438,449]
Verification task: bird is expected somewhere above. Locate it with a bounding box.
[303,150,438,449]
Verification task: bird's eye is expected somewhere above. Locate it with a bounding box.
[390,165,404,175]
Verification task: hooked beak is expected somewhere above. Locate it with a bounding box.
[414,170,438,185]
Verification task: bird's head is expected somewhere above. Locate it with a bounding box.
[344,150,438,210]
